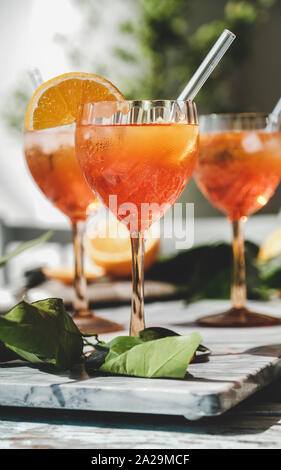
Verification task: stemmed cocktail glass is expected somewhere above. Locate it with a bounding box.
[194,112,281,327]
[23,124,123,333]
[75,100,199,335]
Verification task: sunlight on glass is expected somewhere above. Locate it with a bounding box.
[257,195,267,206]
[87,201,101,215]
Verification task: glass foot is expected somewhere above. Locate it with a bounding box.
[196,307,281,327]
[73,311,124,334]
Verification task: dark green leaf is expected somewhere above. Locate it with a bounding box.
[4,344,45,364]
[0,298,83,369]
[0,340,20,362]
[136,327,179,342]
[147,241,269,302]
[85,344,110,372]
[192,344,211,363]
[0,339,46,364]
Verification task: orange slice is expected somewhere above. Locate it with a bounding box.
[42,265,105,285]
[258,226,281,262]
[84,218,160,278]
[25,72,124,131]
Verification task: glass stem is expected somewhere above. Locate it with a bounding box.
[71,221,89,317]
[130,231,145,336]
[230,219,247,309]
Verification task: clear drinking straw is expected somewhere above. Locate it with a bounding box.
[28,67,44,91]
[266,97,281,130]
[177,29,236,101]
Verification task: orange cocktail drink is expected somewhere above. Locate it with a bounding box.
[76,122,199,232]
[23,72,126,334]
[193,112,281,327]
[24,126,96,223]
[195,131,281,221]
[75,100,199,335]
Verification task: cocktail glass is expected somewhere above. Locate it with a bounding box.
[23,124,123,333]
[194,112,281,327]
[75,99,199,335]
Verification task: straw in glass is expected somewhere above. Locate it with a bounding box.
[28,67,44,91]
[266,97,281,131]
[177,29,236,101]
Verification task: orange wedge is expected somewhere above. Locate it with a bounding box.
[25,72,124,131]
[84,218,160,278]
[258,226,281,263]
[42,265,105,285]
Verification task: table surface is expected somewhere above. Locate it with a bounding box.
[1,214,281,449]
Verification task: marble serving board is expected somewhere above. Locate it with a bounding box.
[1,299,281,421]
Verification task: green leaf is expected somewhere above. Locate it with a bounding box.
[86,330,180,373]
[85,329,208,375]
[3,344,45,364]
[0,298,83,369]
[137,328,210,363]
[0,231,53,267]
[105,336,143,357]
[136,327,179,342]
[85,335,142,373]
[100,332,202,379]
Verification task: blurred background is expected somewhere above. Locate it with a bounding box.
[0,0,280,286]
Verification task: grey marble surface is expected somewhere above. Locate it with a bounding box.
[1,299,281,422]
